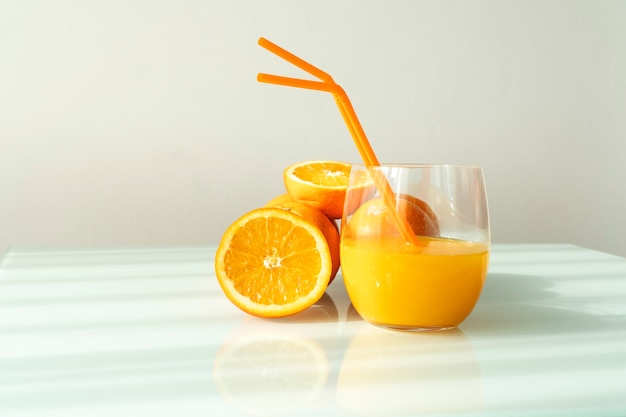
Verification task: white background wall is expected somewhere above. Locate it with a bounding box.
[1,1,625,257]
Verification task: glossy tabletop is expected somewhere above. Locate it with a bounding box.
[1,244,625,417]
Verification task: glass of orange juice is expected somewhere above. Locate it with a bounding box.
[340,164,490,331]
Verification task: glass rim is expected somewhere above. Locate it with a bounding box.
[350,163,484,170]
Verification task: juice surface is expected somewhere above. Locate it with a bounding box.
[340,235,489,329]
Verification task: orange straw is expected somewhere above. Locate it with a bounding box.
[257,37,420,246]
[257,73,336,93]
[258,38,334,83]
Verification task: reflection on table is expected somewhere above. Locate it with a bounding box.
[0,244,625,416]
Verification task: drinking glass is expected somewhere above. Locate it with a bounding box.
[340,164,490,331]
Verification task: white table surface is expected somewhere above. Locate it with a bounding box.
[1,244,625,417]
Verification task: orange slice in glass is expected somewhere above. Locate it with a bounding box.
[344,195,440,240]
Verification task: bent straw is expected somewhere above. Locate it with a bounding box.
[257,37,420,246]
[257,73,336,93]
[258,37,334,83]
[332,87,419,246]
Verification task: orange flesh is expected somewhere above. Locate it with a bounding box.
[215,208,331,318]
[292,163,350,187]
[223,217,322,305]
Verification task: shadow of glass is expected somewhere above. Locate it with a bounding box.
[478,272,556,305]
[460,271,626,413]
[463,272,612,336]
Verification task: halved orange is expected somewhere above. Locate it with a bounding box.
[265,197,341,284]
[215,207,332,318]
[284,161,353,219]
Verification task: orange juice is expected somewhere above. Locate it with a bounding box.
[340,235,489,330]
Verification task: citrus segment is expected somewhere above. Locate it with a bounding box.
[215,207,332,318]
[265,197,341,284]
[284,161,353,219]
